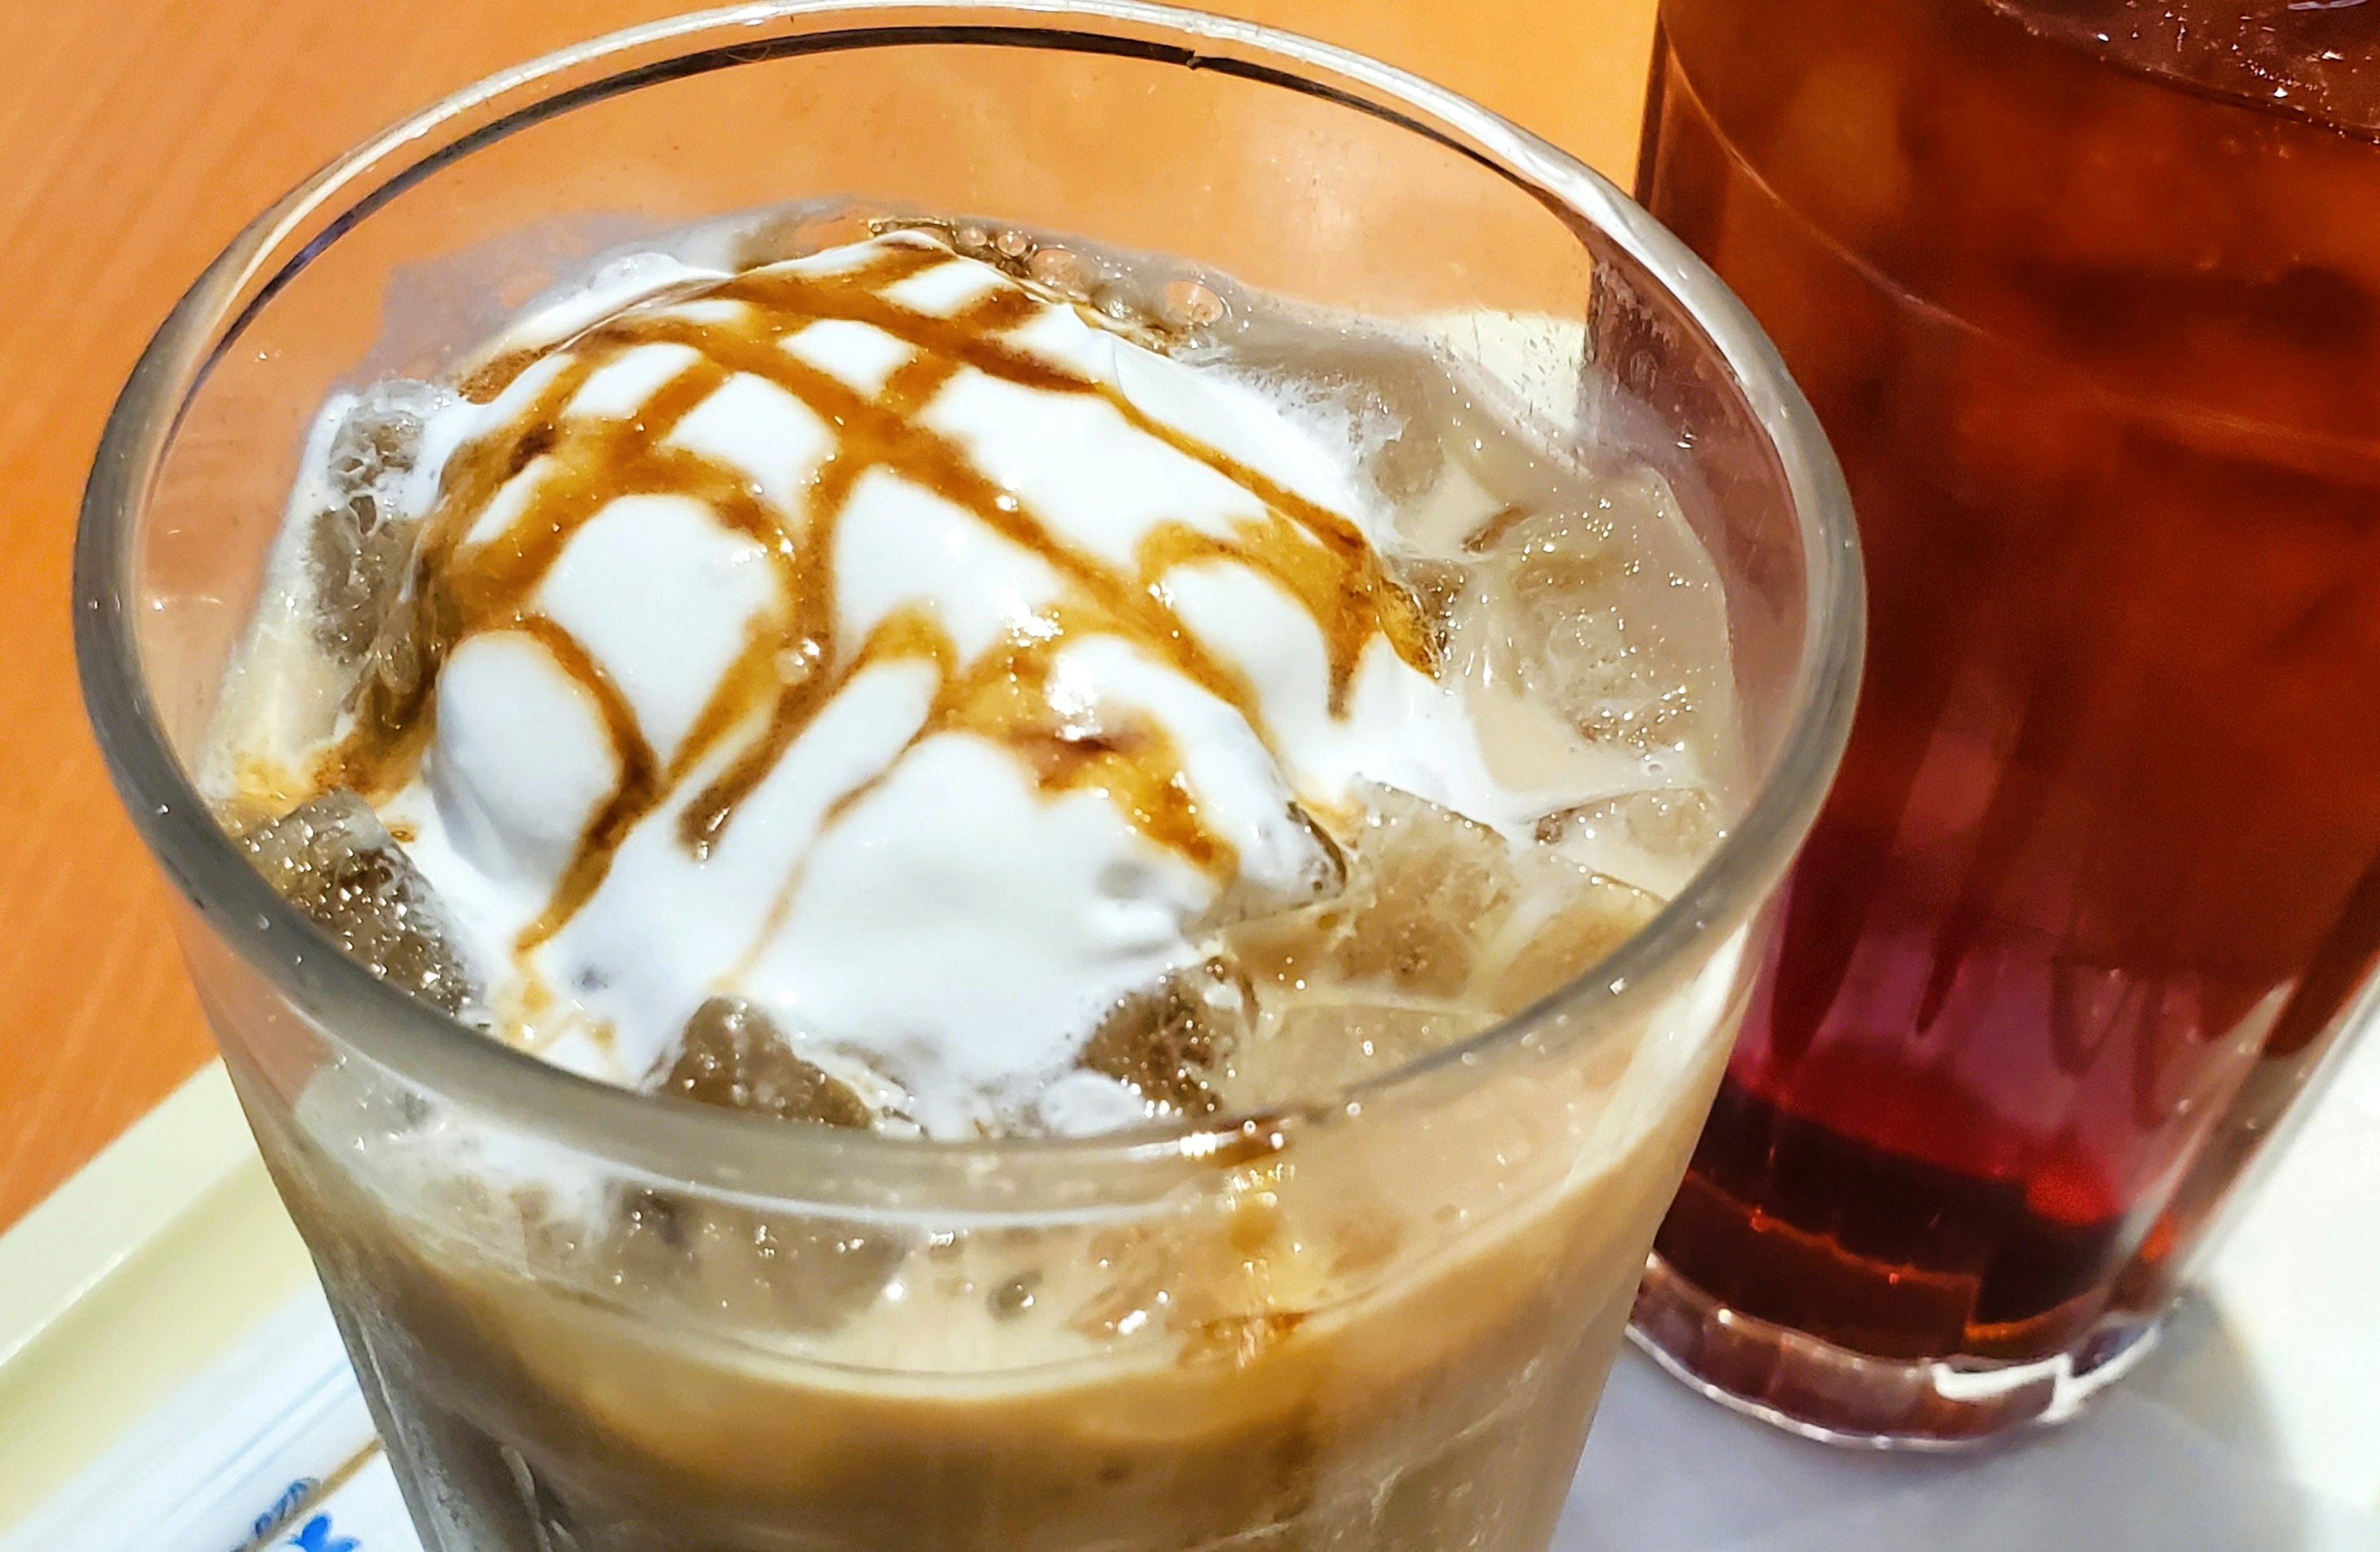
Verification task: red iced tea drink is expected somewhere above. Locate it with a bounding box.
[1634,0,2380,1441]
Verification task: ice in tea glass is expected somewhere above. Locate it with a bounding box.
[1634,0,2380,1445]
[76,4,1859,1547]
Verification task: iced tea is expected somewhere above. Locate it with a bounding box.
[1635,0,2380,1441]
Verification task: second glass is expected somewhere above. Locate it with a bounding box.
[1634,0,2380,1445]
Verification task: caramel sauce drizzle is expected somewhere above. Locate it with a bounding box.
[319,235,1434,959]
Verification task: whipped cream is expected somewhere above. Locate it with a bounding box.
[236,230,1646,1137]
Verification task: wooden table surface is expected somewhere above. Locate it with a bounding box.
[0,0,1655,1233]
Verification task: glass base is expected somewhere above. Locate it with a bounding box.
[1628,1254,2166,1449]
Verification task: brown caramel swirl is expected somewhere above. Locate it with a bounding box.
[321,232,1434,956]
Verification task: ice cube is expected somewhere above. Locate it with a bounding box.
[1389,555,1472,671]
[1771,50,1916,248]
[1527,603,1636,708]
[1225,784,1515,1000]
[346,593,434,733]
[1333,783,1516,998]
[235,790,482,1020]
[1235,997,1492,1106]
[605,1188,906,1333]
[1567,682,1701,756]
[1535,786,1721,857]
[1078,959,1253,1119]
[1069,1225,1176,1341]
[1479,480,1706,754]
[657,996,871,1129]
[1367,412,1449,506]
[1486,865,1662,1014]
[1225,899,1340,994]
[306,381,451,664]
[1067,1209,1321,1355]
[1493,505,1620,596]
[1217,330,1445,505]
[1200,802,1347,930]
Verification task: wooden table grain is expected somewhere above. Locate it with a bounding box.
[0,0,1655,1232]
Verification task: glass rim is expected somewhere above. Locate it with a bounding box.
[74,0,1864,1192]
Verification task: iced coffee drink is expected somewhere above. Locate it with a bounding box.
[74,11,1859,1552]
[206,210,1743,1548]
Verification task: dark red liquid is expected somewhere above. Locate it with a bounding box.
[1642,0,2380,1364]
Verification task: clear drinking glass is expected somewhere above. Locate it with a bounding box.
[76,5,1861,1548]
[1631,0,2380,1447]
